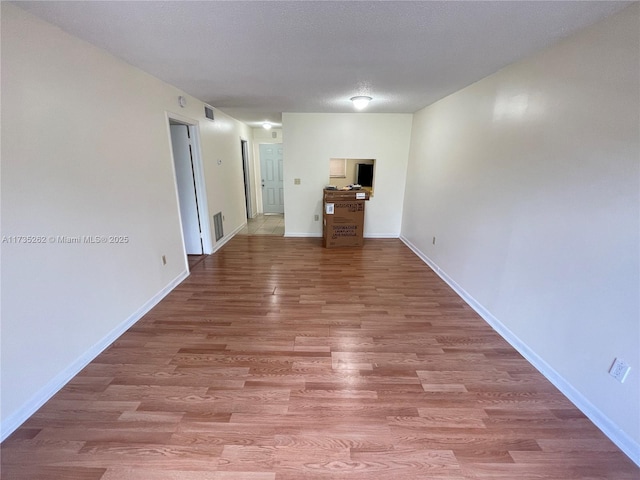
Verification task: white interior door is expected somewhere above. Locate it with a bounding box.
[170,124,203,254]
[260,144,284,214]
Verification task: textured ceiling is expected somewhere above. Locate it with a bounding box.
[15,1,632,127]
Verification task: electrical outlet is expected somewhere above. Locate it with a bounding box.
[161,255,167,266]
[294,178,301,185]
[432,236,436,245]
[609,358,631,383]
[314,214,319,221]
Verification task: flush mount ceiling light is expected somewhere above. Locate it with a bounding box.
[262,122,272,130]
[350,95,372,110]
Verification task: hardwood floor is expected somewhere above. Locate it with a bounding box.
[2,236,637,479]
[187,254,207,269]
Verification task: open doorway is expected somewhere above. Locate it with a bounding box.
[240,139,252,219]
[168,117,212,267]
[237,142,284,236]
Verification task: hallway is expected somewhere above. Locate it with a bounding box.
[238,214,284,236]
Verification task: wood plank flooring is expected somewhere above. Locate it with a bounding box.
[2,236,637,479]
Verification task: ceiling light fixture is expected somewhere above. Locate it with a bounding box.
[262,122,272,130]
[350,95,372,110]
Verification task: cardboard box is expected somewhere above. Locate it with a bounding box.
[323,189,370,202]
[322,189,369,248]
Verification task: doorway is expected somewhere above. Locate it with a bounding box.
[259,143,284,214]
[168,118,212,262]
[240,139,252,219]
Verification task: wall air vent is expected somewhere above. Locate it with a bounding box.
[213,212,224,241]
[204,106,214,121]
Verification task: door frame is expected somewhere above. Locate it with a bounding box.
[252,132,282,214]
[240,138,253,219]
[166,112,213,256]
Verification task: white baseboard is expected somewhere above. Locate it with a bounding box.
[364,233,399,238]
[283,233,399,239]
[0,269,189,442]
[211,223,246,252]
[400,235,640,467]
[284,232,322,238]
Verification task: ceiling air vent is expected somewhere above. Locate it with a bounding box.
[204,106,214,121]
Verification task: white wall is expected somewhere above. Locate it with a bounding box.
[0,4,249,438]
[282,113,412,237]
[401,4,639,462]
[199,111,253,242]
[252,126,282,144]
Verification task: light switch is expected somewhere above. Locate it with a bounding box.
[294,178,301,185]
